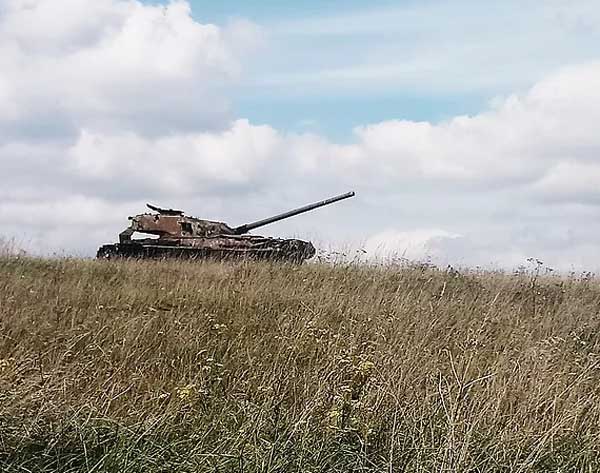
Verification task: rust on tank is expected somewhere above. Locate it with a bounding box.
[100,191,355,263]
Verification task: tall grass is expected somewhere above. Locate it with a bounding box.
[1,256,599,472]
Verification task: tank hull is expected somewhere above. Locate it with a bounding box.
[97,235,315,263]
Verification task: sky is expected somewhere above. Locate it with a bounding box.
[1,0,600,271]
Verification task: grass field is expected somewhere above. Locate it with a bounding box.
[1,255,600,472]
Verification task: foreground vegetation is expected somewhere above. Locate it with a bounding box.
[1,256,600,472]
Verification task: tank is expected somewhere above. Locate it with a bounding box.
[97,191,355,263]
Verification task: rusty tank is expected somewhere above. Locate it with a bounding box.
[97,191,355,262]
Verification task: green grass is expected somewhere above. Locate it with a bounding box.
[1,256,599,472]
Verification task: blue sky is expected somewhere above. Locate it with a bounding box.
[176,0,600,139]
[170,0,403,22]
[192,0,490,138]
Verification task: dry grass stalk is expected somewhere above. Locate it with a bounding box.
[0,256,599,472]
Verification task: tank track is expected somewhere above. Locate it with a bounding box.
[97,239,315,263]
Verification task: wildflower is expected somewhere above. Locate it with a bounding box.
[212,323,227,334]
[176,383,197,400]
[357,360,375,377]
[327,408,341,425]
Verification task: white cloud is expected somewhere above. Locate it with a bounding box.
[67,119,281,191]
[531,162,600,203]
[364,229,463,262]
[0,0,260,137]
[345,62,600,185]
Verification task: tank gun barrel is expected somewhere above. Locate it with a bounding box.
[233,191,355,235]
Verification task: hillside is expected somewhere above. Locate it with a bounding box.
[1,257,599,472]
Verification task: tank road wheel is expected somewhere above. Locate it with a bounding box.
[96,244,118,259]
[97,243,147,259]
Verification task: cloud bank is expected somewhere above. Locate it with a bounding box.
[1,0,599,271]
